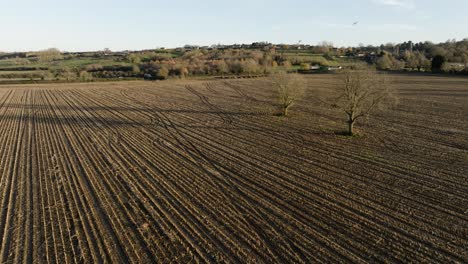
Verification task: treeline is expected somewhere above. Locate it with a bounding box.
[375,40,468,63]
[1,39,468,82]
[72,39,468,78]
[41,49,303,81]
[367,39,468,73]
[134,49,295,79]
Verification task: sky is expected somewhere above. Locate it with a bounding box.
[1,0,467,52]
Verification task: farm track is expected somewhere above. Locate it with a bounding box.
[0,75,466,263]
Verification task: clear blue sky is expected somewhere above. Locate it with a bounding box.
[1,0,467,52]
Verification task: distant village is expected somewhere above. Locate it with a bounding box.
[1,39,466,83]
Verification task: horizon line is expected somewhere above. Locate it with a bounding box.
[2,38,468,53]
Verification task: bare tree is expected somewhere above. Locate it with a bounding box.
[461,53,468,68]
[215,60,229,77]
[272,71,305,116]
[36,48,63,62]
[241,58,260,76]
[55,67,77,81]
[332,67,396,136]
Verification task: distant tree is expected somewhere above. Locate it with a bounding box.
[415,52,430,71]
[376,54,392,70]
[300,63,311,71]
[85,64,104,71]
[441,63,453,73]
[260,54,273,67]
[127,54,142,64]
[404,51,417,70]
[242,58,260,76]
[271,71,305,116]
[331,67,397,136]
[281,60,292,71]
[429,46,447,57]
[390,58,405,70]
[259,54,273,74]
[79,71,93,81]
[179,67,189,78]
[431,55,446,72]
[157,66,169,79]
[173,65,189,78]
[310,56,330,67]
[461,53,468,68]
[36,48,63,62]
[315,41,334,54]
[13,57,31,65]
[377,53,404,70]
[40,71,53,80]
[56,68,77,81]
[248,50,264,62]
[227,59,242,74]
[214,60,229,76]
[132,65,140,74]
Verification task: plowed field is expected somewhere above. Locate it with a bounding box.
[0,74,466,263]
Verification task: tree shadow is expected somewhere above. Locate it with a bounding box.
[333,131,363,138]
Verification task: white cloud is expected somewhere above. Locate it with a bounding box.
[372,0,415,9]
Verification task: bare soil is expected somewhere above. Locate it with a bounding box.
[0,74,466,263]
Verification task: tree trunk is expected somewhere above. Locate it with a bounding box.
[348,121,354,136]
[347,114,355,136]
[282,106,288,116]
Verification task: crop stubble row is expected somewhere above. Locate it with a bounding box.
[0,75,466,263]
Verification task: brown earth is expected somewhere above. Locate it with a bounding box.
[0,74,466,263]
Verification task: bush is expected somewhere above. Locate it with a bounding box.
[132,65,140,74]
[79,71,93,81]
[281,61,292,70]
[157,66,169,79]
[85,64,104,72]
[300,63,310,70]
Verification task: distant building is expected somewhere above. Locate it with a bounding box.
[183,45,200,51]
[310,65,321,70]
